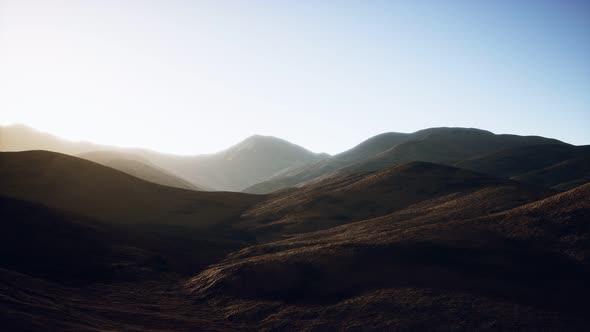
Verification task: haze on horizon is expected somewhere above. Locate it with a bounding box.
[1,0,589,155]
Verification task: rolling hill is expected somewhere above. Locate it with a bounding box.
[1,127,588,331]
[0,151,261,226]
[186,183,590,331]
[245,127,566,193]
[0,150,266,277]
[455,144,590,178]
[513,156,590,190]
[239,162,553,240]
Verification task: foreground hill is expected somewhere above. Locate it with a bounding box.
[0,154,587,331]
[0,151,270,278]
[245,127,565,193]
[187,183,590,330]
[78,151,202,191]
[0,196,163,284]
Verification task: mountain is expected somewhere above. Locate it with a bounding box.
[245,127,566,193]
[78,151,202,191]
[0,125,328,191]
[152,135,329,192]
[186,183,590,331]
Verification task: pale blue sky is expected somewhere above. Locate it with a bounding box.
[1,0,589,154]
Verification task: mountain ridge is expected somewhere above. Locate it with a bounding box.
[244,127,567,193]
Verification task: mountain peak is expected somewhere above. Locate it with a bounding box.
[224,134,311,155]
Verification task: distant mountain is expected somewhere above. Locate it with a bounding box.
[5,124,585,193]
[78,151,202,191]
[0,124,104,154]
[245,127,566,193]
[151,135,329,192]
[0,125,328,191]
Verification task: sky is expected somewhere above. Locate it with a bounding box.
[1,0,589,155]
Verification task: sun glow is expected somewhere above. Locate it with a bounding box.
[1,1,589,154]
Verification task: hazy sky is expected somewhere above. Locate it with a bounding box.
[1,1,589,154]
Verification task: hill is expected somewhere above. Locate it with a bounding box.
[1,154,587,331]
[239,162,553,240]
[0,150,268,276]
[455,144,590,178]
[0,151,260,226]
[245,127,565,193]
[186,183,590,330]
[512,155,590,190]
[0,196,164,284]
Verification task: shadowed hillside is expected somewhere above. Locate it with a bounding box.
[239,162,554,240]
[1,131,587,331]
[0,151,261,226]
[186,184,590,331]
[0,151,268,276]
[0,196,165,284]
[456,144,590,178]
[513,156,590,190]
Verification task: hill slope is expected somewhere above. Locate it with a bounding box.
[187,183,590,330]
[0,196,164,284]
[239,161,553,240]
[0,151,261,226]
[0,150,269,276]
[455,144,590,178]
[78,151,202,190]
[512,156,590,190]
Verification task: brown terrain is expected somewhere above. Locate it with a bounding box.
[1,128,589,331]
